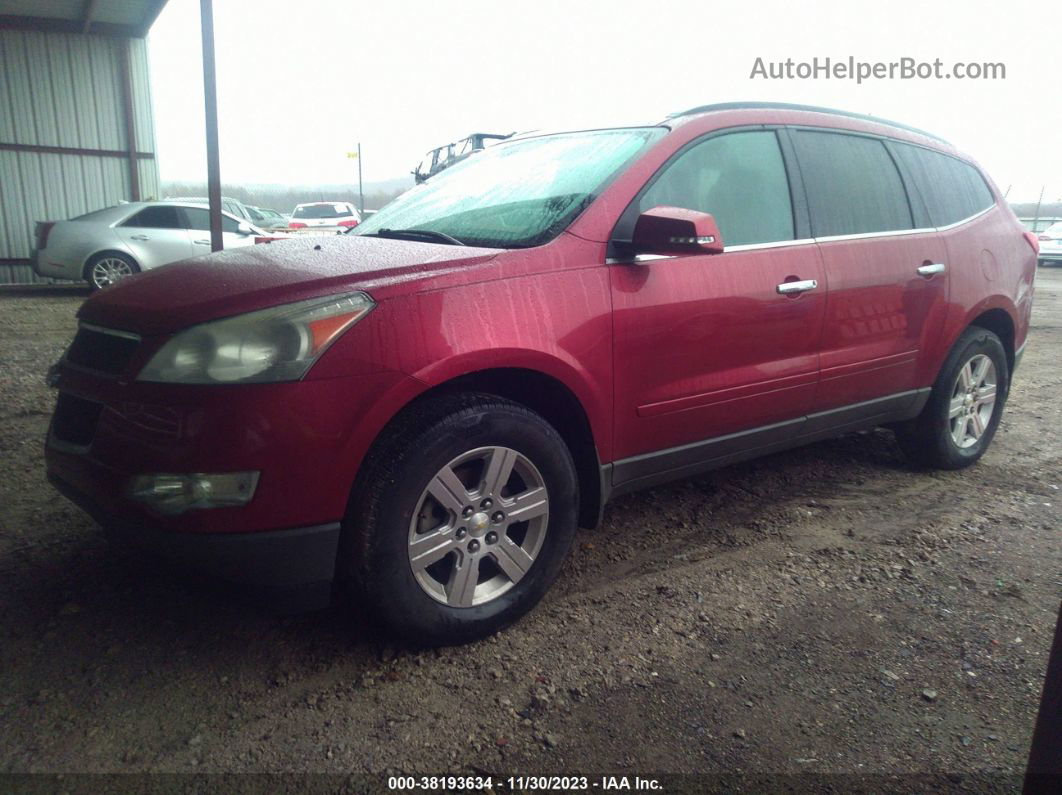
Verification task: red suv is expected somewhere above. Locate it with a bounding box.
[46,103,1037,643]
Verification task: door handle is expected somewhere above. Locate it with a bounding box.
[193,239,210,245]
[776,279,818,295]
[917,263,946,276]
[130,234,149,241]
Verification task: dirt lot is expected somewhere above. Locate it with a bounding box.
[0,271,1059,790]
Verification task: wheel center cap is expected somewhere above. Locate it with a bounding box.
[468,511,490,536]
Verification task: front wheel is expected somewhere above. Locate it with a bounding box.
[343,393,579,645]
[895,327,1009,469]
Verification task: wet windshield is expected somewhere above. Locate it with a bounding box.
[354,128,664,248]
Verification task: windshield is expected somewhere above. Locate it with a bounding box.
[355,127,664,248]
[293,203,352,219]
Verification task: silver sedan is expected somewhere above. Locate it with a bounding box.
[31,202,265,290]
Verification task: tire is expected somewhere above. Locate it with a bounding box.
[84,252,139,290]
[343,393,579,645]
[895,327,1009,470]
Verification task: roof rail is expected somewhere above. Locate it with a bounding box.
[667,102,948,143]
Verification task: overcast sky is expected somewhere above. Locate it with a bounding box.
[148,0,1059,202]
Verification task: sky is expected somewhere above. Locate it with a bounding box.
[148,0,1060,202]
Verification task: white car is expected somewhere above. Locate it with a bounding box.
[288,201,361,231]
[31,202,265,290]
[1038,221,1062,266]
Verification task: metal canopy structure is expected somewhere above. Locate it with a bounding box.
[0,0,168,39]
[0,0,232,280]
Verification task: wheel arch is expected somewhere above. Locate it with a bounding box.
[360,366,607,530]
[81,249,139,281]
[968,306,1015,379]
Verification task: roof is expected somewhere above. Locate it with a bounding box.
[668,101,948,144]
[0,0,168,38]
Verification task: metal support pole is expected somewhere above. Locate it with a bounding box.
[357,142,364,217]
[117,38,140,201]
[200,0,222,252]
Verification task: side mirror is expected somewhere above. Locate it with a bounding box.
[630,206,724,256]
[236,222,255,236]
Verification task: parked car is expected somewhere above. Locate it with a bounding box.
[45,103,1035,644]
[250,206,288,229]
[164,195,257,222]
[32,202,265,289]
[288,201,361,231]
[1037,221,1062,266]
[413,132,512,183]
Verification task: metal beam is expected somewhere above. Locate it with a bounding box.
[200,0,222,252]
[117,39,141,201]
[0,142,154,159]
[0,14,143,38]
[80,0,100,34]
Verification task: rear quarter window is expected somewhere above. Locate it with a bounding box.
[792,130,914,238]
[891,144,995,227]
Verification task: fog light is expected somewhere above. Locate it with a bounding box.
[128,472,259,515]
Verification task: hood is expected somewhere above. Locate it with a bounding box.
[79,235,501,336]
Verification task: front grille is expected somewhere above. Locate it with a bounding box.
[52,393,104,448]
[65,326,140,376]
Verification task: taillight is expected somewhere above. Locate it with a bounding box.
[1024,231,1040,254]
[35,221,55,249]
[288,221,306,229]
[338,219,359,228]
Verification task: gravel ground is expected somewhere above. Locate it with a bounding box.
[0,272,1059,790]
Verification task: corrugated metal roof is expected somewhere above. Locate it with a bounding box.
[0,1,168,38]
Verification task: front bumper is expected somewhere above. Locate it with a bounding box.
[50,471,340,609]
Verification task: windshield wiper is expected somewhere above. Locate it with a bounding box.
[366,228,466,246]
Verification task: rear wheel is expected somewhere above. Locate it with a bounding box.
[895,327,1008,469]
[84,252,139,290]
[343,393,579,645]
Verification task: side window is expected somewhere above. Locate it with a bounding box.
[793,130,913,237]
[182,207,240,233]
[637,130,794,247]
[892,144,995,227]
[123,205,183,229]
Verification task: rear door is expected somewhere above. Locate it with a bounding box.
[610,129,826,483]
[791,129,949,414]
[114,205,194,269]
[182,207,257,251]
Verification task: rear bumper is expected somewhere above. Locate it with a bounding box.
[49,471,341,610]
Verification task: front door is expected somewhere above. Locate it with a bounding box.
[610,129,825,487]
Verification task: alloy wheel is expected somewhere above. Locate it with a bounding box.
[91,258,134,288]
[948,353,997,449]
[407,446,549,607]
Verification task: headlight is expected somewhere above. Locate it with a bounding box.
[138,292,375,384]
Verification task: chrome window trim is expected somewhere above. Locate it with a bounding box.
[724,238,816,252]
[813,226,937,244]
[605,202,995,259]
[77,322,141,342]
[934,203,994,232]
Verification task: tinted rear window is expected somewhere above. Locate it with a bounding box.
[793,130,913,237]
[181,207,239,233]
[293,204,352,219]
[122,206,183,229]
[891,144,995,227]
